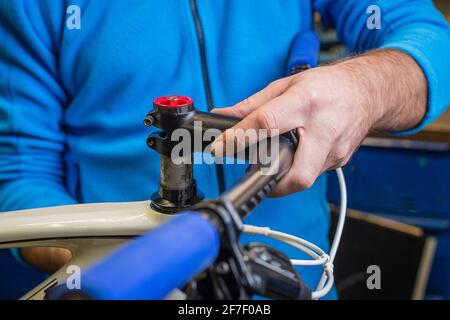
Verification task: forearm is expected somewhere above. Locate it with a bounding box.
[336,49,427,133]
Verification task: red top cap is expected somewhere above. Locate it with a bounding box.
[153,95,193,108]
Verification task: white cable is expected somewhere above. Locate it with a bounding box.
[242,168,347,300]
[312,266,334,299]
[243,225,326,260]
[315,168,347,295]
[329,168,347,262]
[290,258,326,266]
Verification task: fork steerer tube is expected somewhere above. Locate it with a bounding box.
[151,154,203,213]
[160,155,193,191]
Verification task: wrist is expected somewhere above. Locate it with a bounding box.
[335,50,427,133]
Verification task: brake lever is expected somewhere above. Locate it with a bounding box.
[185,198,311,300]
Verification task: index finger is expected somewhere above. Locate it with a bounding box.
[211,90,309,156]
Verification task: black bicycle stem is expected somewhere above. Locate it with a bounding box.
[144,95,297,218]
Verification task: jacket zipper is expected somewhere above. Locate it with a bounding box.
[189,0,226,194]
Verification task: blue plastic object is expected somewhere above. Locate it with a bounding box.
[287,30,320,74]
[80,212,220,300]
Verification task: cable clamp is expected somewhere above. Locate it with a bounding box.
[320,254,334,273]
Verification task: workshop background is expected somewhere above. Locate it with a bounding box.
[0,0,449,300]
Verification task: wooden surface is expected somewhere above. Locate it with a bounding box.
[424,108,450,133]
[410,109,450,143]
[368,109,450,145]
[435,0,450,21]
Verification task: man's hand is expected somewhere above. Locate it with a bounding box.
[213,50,427,197]
[20,247,72,274]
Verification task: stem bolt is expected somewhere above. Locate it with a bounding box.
[144,115,155,127]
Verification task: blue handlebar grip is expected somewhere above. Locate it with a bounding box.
[79,212,220,300]
[287,30,320,74]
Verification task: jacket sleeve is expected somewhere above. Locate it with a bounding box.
[314,0,450,134]
[0,0,77,212]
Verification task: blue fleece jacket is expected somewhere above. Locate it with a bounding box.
[0,0,449,297]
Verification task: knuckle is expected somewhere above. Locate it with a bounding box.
[256,110,278,130]
[332,145,353,167]
[305,85,317,101]
[303,87,319,112]
[289,87,316,118]
[293,171,316,190]
[241,97,255,109]
[340,156,351,167]
[226,108,242,118]
[269,78,287,90]
[340,154,353,167]
[334,146,349,163]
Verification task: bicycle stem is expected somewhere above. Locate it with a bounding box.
[144,96,297,219]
